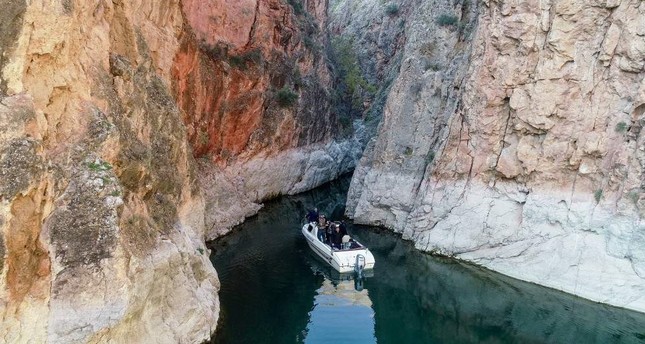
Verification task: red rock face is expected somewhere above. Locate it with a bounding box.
[182,0,258,49]
[173,38,266,162]
[173,0,332,166]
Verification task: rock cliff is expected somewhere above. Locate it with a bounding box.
[174,0,363,238]
[346,0,645,312]
[0,1,222,342]
[0,0,370,341]
[3,0,642,340]
[327,0,408,141]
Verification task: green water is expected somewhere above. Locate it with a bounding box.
[209,177,645,344]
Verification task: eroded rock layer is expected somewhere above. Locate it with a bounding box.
[0,1,220,342]
[346,0,645,312]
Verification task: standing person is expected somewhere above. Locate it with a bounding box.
[317,215,328,242]
[331,224,343,249]
[306,207,319,223]
[339,221,348,237]
[326,221,335,245]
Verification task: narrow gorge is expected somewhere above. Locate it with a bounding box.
[0,0,643,342]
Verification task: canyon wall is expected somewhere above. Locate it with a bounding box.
[327,0,408,142]
[0,1,222,342]
[174,0,365,238]
[0,0,371,341]
[346,0,645,312]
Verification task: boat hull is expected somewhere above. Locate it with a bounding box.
[301,223,375,273]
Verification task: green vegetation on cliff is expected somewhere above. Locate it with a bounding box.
[329,36,377,130]
[276,86,299,107]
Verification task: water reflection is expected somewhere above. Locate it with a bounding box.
[305,278,375,344]
[302,250,375,343]
[357,226,645,344]
[209,176,645,344]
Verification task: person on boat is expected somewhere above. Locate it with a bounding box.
[330,224,343,249]
[306,208,319,223]
[339,221,348,237]
[317,215,328,242]
[326,222,335,245]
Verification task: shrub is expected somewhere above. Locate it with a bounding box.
[288,0,304,15]
[426,150,435,164]
[615,121,628,133]
[628,191,640,205]
[228,55,244,68]
[200,42,227,60]
[276,87,298,107]
[88,160,112,171]
[331,37,376,99]
[594,189,603,203]
[398,18,406,28]
[419,42,435,58]
[437,14,459,27]
[229,49,263,70]
[404,146,413,156]
[385,3,399,15]
[425,62,442,71]
[303,35,320,52]
[198,129,209,146]
[293,67,303,89]
[338,112,352,129]
[458,21,469,34]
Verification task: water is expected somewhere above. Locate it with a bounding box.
[209,176,645,344]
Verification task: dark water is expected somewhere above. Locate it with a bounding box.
[209,176,645,344]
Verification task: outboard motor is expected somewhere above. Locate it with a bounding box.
[354,254,366,278]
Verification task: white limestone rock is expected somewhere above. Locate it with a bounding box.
[345,0,645,313]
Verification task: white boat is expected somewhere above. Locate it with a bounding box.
[301,222,375,274]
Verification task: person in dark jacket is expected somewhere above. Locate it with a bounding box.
[317,215,328,242]
[330,224,343,249]
[339,221,348,237]
[325,221,334,245]
[306,208,319,223]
